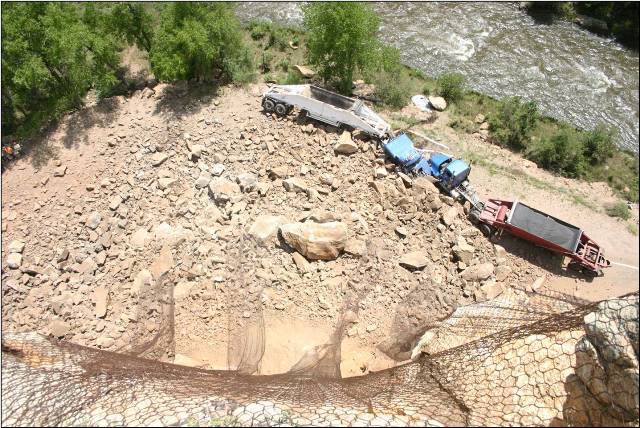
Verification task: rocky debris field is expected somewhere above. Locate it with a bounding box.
[1,82,549,375]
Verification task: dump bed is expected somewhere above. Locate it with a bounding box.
[263,84,390,138]
[508,201,582,252]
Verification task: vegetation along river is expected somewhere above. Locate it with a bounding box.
[236,2,639,152]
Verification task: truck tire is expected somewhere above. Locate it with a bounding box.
[275,103,288,116]
[263,98,275,112]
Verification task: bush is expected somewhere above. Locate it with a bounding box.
[248,19,271,40]
[279,70,303,85]
[582,124,616,164]
[278,58,290,72]
[489,97,538,150]
[303,2,381,94]
[372,72,412,109]
[526,129,586,178]
[606,201,631,220]
[437,72,466,104]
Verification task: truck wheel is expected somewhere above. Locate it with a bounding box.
[263,98,275,112]
[275,103,288,116]
[479,224,493,237]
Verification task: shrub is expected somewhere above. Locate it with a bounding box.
[628,223,638,236]
[526,129,586,178]
[437,72,466,104]
[606,201,631,220]
[373,72,411,109]
[248,19,271,40]
[582,124,616,164]
[225,47,256,85]
[278,58,290,72]
[489,97,538,150]
[303,2,381,94]
[279,70,303,85]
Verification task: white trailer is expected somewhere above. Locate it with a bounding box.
[262,84,391,139]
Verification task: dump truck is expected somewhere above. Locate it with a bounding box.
[382,133,481,209]
[262,84,391,139]
[476,199,611,276]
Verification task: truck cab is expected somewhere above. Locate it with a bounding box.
[428,153,471,191]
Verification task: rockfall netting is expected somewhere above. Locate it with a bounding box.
[2,290,638,426]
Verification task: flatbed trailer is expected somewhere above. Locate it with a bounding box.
[262,84,391,139]
[477,199,610,276]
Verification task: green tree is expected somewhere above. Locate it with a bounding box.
[303,2,381,94]
[104,2,154,52]
[489,97,538,150]
[149,3,253,83]
[1,2,121,135]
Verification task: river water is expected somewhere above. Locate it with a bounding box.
[236,2,639,152]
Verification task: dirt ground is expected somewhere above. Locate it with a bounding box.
[1,81,638,377]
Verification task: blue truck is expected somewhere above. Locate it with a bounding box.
[382,133,482,211]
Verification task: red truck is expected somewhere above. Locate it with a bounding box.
[474,199,611,276]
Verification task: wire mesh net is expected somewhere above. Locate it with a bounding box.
[2,287,638,427]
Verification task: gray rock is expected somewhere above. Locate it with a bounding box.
[211,163,225,176]
[428,96,447,111]
[53,166,67,177]
[236,173,258,193]
[208,178,240,204]
[50,320,70,338]
[8,240,25,254]
[334,131,358,155]
[150,152,168,167]
[461,262,494,281]
[249,215,287,244]
[292,252,312,273]
[158,177,176,190]
[87,212,102,230]
[442,206,458,226]
[93,286,108,318]
[195,173,211,189]
[6,253,22,269]
[399,251,430,270]
[109,195,122,210]
[283,177,308,193]
[452,236,475,264]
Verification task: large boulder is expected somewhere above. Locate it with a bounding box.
[452,236,475,264]
[279,221,347,260]
[334,131,359,155]
[428,96,447,111]
[461,262,494,281]
[249,215,288,244]
[208,178,240,204]
[399,251,430,270]
[283,177,308,193]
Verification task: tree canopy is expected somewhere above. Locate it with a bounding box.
[149,2,252,83]
[303,2,383,94]
[1,2,120,135]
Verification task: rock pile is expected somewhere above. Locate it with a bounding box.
[1,82,543,362]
